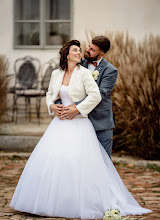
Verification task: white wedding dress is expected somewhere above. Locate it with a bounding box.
[10,85,152,219]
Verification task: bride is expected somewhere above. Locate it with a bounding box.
[10,40,152,219]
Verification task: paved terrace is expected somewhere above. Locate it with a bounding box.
[0,109,160,219]
[0,152,160,220]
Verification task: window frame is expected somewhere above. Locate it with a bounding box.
[13,0,73,49]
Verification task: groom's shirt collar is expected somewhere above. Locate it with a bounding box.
[88,57,103,73]
[96,57,103,66]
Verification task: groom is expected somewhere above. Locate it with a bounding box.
[55,36,118,157]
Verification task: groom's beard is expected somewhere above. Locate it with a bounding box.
[84,51,100,62]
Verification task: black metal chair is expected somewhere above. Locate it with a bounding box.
[10,56,41,123]
[37,59,59,119]
[41,59,59,92]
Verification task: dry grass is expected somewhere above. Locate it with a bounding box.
[0,55,9,121]
[84,31,160,159]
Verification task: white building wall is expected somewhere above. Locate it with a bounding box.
[74,0,160,41]
[0,0,160,74]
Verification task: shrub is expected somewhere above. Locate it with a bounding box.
[84,32,160,159]
[0,55,9,121]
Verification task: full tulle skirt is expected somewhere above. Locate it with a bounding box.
[10,117,152,219]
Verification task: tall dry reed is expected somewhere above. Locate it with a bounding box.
[0,55,9,121]
[84,32,160,159]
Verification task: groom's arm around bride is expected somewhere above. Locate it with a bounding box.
[54,36,118,157]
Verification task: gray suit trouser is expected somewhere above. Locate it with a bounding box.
[96,129,113,158]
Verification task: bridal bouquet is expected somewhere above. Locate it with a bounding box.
[103,209,129,220]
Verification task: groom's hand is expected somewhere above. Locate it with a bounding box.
[60,105,79,120]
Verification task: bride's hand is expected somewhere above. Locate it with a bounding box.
[60,106,79,120]
[66,104,76,108]
[50,104,64,118]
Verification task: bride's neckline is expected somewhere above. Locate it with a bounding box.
[62,84,68,87]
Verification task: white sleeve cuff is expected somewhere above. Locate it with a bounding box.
[48,103,55,116]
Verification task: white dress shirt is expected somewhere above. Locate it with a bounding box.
[88,57,103,73]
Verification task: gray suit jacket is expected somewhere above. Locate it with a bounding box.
[82,58,118,131]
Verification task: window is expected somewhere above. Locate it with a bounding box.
[14,0,72,49]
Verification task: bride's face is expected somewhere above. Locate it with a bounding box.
[67,45,82,63]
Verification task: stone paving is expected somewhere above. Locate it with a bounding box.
[0,153,160,220]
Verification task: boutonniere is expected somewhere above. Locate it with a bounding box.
[92,70,99,80]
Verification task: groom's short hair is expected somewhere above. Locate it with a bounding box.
[92,36,110,53]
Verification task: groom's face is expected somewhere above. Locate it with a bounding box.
[84,42,101,62]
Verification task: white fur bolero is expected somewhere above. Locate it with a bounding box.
[46,65,101,117]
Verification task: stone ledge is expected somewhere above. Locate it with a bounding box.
[0,135,40,152]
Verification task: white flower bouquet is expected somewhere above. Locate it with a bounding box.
[103,209,129,220]
[92,70,99,80]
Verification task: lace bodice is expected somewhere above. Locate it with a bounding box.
[59,85,75,107]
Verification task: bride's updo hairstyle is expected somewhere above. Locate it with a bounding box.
[59,40,81,71]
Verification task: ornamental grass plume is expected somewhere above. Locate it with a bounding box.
[0,54,9,121]
[84,31,160,159]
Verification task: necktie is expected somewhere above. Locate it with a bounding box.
[87,61,98,67]
[92,62,98,67]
